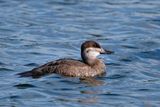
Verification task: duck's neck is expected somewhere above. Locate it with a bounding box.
[82,58,100,67]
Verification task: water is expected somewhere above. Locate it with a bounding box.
[0,0,160,107]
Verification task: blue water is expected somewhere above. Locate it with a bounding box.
[0,0,160,107]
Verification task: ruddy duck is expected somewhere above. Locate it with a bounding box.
[17,41,113,78]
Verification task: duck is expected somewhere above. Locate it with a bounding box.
[17,40,113,78]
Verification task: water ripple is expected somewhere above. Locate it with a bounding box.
[14,83,36,89]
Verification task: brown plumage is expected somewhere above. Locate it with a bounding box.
[17,41,113,78]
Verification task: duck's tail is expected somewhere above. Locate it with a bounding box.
[17,71,33,77]
[17,70,43,78]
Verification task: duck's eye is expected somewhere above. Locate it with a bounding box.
[86,50,89,53]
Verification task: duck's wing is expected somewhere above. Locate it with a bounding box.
[17,59,89,78]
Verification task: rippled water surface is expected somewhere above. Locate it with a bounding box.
[0,0,160,107]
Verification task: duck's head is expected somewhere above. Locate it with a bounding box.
[81,40,113,65]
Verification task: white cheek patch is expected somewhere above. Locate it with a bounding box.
[84,47,101,59]
[87,51,100,58]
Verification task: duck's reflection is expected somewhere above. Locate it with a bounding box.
[77,77,106,104]
[79,77,105,86]
[76,96,98,104]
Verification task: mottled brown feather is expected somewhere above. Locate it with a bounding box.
[18,58,106,78]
